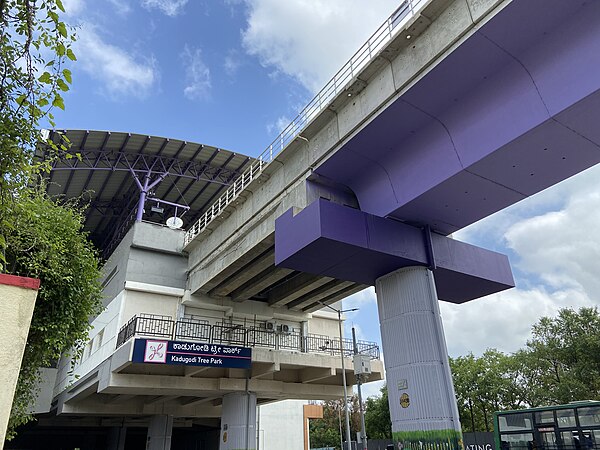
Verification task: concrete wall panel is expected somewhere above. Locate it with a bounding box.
[391,0,474,91]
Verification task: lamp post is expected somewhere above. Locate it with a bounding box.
[318,301,358,450]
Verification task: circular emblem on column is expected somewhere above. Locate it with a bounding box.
[400,392,410,408]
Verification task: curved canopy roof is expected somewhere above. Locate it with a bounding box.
[36,130,252,257]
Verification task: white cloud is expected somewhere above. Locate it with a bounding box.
[181,46,211,100]
[141,0,188,16]
[266,115,291,136]
[107,0,132,15]
[504,190,600,295]
[75,24,158,99]
[440,287,593,357]
[344,287,376,310]
[62,0,85,16]
[224,49,242,77]
[240,0,400,93]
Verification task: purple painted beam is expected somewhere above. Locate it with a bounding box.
[315,0,600,235]
[275,199,514,304]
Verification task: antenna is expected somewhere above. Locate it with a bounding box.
[166,216,183,229]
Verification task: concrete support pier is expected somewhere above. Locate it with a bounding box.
[108,426,127,450]
[376,267,462,450]
[220,392,257,450]
[146,415,173,450]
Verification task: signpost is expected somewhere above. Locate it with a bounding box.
[132,338,252,369]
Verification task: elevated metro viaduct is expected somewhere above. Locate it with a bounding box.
[20,0,600,449]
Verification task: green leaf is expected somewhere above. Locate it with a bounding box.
[62,68,72,84]
[48,11,59,23]
[56,79,69,92]
[56,42,65,56]
[37,98,50,107]
[52,96,65,110]
[66,48,77,61]
[57,22,68,38]
[38,71,52,83]
[56,0,66,12]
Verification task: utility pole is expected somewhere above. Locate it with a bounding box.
[352,327,368,450]
[337,308,353,450]
[318,301,357,450]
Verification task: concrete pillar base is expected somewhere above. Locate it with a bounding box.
[220,392,257,450]
[146,415,173,450]
[108,425,127,450]
[376,266,462,450]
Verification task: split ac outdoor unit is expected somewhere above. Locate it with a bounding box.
[280,324,291,334]
[265,321,276,332]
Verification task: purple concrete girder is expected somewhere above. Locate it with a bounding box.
[274,199,514,304]
[314,0,600,235]
[479,0,599,118]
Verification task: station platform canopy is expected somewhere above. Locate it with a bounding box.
[36,130,252,258]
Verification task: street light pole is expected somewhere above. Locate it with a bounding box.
[337,308,352,450]
[318,301,358,450]
[352,326,368,450]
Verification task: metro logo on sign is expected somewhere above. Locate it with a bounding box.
[143,340,167,363]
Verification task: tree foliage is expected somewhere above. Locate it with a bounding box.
[0,0,76,265]
[4,189,103,437]
[310,395,365,449]
[450,307,600,433]
[365,384,392,439]
[1,0,102,439]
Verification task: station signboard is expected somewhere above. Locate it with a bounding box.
[131,338,252,369]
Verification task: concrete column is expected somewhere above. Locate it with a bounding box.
[108,426,127,450]
[220,392,257,450]
[375,266,462,450]
[146,415,173,450]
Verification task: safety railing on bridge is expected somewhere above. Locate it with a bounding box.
[184,0,426,246]
[116,314,380,359]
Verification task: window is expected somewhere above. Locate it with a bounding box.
[500,413,534,432]
[92,329,104,353]
[556,409,577,428]
[579,407,600,427]
[535,410,555,425]
[500,432,534,450]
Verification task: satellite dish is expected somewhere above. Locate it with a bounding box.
[166,216,183,229]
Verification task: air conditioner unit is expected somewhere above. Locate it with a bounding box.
[280,324,291,334]
[265,321,276,332]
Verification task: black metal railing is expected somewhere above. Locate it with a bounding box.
[116,314,380,359]
[116,314,175,348]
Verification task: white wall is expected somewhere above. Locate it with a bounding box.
[257,400,306,450]
[54,291,125,396]
[308,310,340,337]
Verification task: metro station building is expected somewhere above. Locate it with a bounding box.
[7,129,383,450]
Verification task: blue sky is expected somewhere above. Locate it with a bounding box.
[54,0,600,398]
